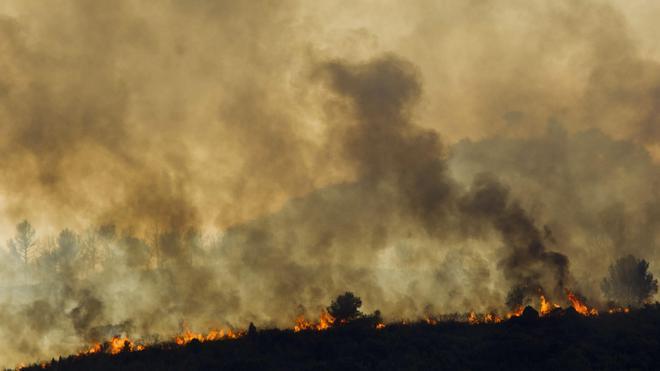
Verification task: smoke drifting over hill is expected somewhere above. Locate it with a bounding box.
[0,0,658,366]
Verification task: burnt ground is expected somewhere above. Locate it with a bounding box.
[22,305,660,371]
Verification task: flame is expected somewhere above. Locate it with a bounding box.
[78,337,143,356]
[317,310,335,330]
[86,343,102,354]
[109,337,125,355]
[483,313,502,324]
[175,329,204,345]
[506,306,524,319]
[293,315,312,332]
[425,317,438,325]
[467,311,479,325]
[293,310,335,332]
[175,328,242,345]
[539,295,560,315]
[108,336,144,354]
[376,323,385,329]
[466,312,503,325]
[566,290,598,316]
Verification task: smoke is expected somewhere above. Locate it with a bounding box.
[0,0,658,366]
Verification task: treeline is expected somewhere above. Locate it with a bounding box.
[2,220,210,282]
[2,219,659,310]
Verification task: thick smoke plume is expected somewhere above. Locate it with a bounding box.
[0,0,658,366]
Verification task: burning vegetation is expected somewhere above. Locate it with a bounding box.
[17,291,660,371]
[17,288,639,370]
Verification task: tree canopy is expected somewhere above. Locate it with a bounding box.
[327,292,362,322]
[601,255,658,307]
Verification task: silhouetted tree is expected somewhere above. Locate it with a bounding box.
[601,255,658,306]
[8,220,37,266]
[327,292,362,322]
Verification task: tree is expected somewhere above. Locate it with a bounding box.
[55,229,79,271]
[8,220,37,266]
[327,292,362,322]
[601,255,658,307]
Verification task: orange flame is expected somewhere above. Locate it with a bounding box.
[108,336,144,354]
[483,313,502,323]
[566,290,598,316]
[506,306,524,319]
[85,343,102,354]
[175,328,243,345]
[465,312,504,325]
[539,295,560,315]
[78,337,143,356]
[293,310,335,332]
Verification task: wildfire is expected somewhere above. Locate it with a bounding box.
[466,312,503,325]
[483,313,502,323]
[79,336,144,357]
[506,306,524,319]
[566,290,598,316]
[85,343,102,354]
[46,291,632,369]
[108,336,142,355]
[539,295,560,315]
[293,310,335,332]
[75,326,240,359]
[175,328,243,345]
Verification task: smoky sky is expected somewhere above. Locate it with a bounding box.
[0,0,658,367]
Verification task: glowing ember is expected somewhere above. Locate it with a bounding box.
[607,307,630,314]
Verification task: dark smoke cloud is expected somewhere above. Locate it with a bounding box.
[459,175,569,305]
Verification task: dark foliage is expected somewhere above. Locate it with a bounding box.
[601,255,658,307]
[22,304,660,371]
[327,292,363,322]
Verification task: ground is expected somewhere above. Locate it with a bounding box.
[21,305,660,371]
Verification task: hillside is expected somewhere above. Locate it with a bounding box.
[22,305,660,371]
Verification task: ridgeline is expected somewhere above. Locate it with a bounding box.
[21,305,660,371]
